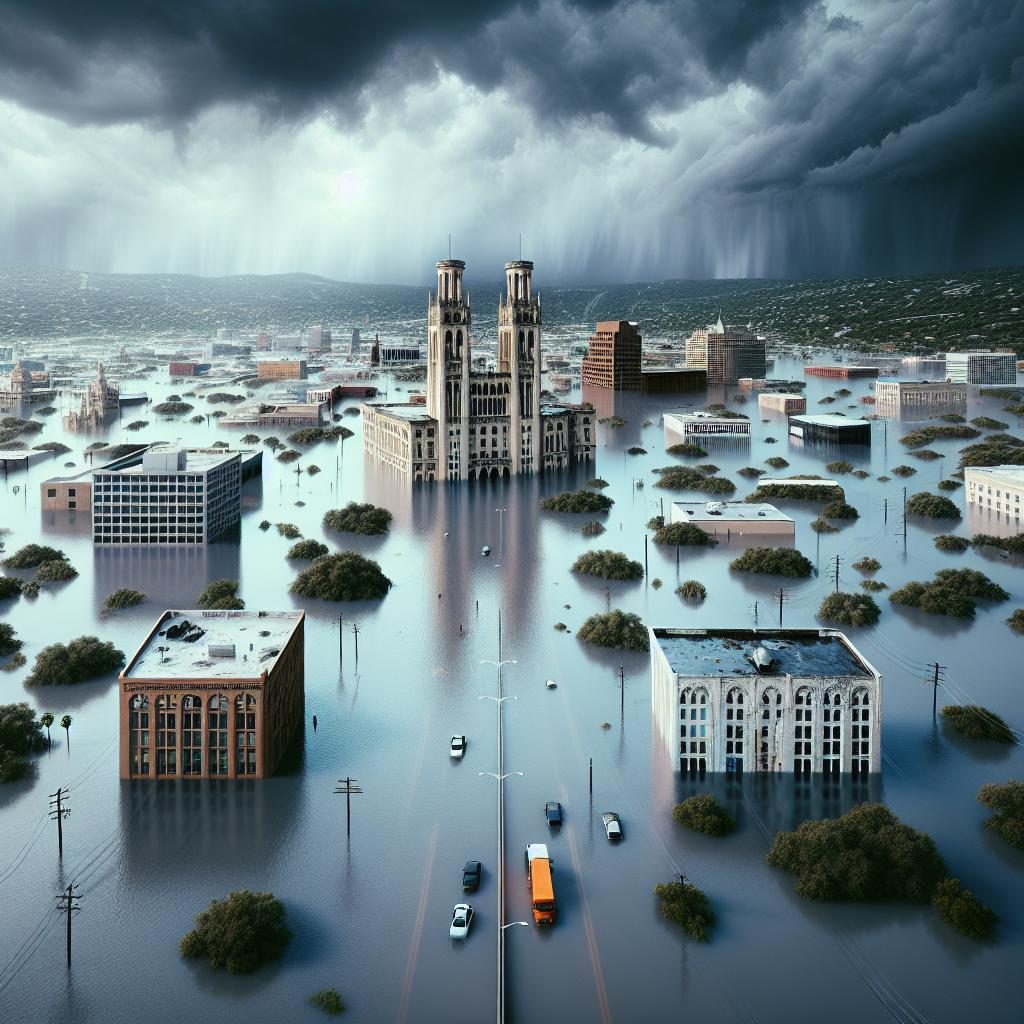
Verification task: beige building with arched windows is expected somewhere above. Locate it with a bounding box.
[119,609,304,780]
[650,627,881,775]
[361,257,595,482]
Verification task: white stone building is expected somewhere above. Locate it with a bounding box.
[874,379,968,414]
[650,628,881,775]
[362,257,595,482]
[965,465,1024,524]
[944,351,1016,385]
[663,410,751,441]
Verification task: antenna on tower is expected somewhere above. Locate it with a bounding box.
[448,233,451,260]
[519,232,522,260]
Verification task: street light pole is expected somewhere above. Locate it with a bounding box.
[496,507,507,559]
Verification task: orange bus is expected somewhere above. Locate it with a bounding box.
[526,843,556,926]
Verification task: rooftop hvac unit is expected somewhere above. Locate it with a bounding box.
[208,643,236,659]
[750,646,774,672]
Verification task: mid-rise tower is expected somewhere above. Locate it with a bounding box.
[498,260,542,473]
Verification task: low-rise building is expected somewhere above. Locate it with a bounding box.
[168,361,210,377]
[758,392,806,415]
[805,365,880,379]
[119,609,305,780]
[874,379,967,414]
[663,410,751,440]
[669,500,794,539]
[945,351,1016,386]
[650,628,881,775]
[257,358,308,381]
[965,466,1024,524]
[217,401,328,428]
[788,413,871,444]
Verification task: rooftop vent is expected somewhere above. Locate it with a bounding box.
[208,643,236,659]
[750,646,775,672]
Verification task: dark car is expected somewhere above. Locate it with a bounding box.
[545,801,563,828]
[462,860,482,892]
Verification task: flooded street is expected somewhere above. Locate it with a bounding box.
[1,357,1023,1023]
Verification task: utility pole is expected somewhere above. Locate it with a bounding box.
[333,777,363,838]
[752,600,759,627]
[49,787,70,858]
[928,662,946,719]
[828,555,841,593]
[883,497,888,525]
[338,613,344,670]
[56,883,80,969]
[351,622,360,667]
[902,487,908,550]
[777,588,786,626]
[644,535,648,580]
[618,665,626,720]
[589,757,593,794]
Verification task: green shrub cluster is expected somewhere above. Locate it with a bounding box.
[825,460,854,474]
[586,477,609,489]
[0,702,47,783]
[0,577,20,600]
[290,552,392,601]
[25,636,125,686]
[764,456,789,468]
[821,500,858,520]
[288,539,329,560]
[287,426,354,444]
[941,705,1015,743]
[666,443,707,458]
[890,568,1008,618]
[197,579,245,610]
[0,623,21,657]
[906,492,961,519]
[972,533,1024,555]
[810,518,837,533]
[205,392,246,404]
[653,466,735,495]
[861,579,887,592]
[737,467,764,478]
[939,413,966,423]
[598,415,626,427]
[971,416,1008,430]
[852,557,881,572]
[2,544,68,569]
[1008,609,1024,633]
[575,610,648,652]
[105,589,146,609]
[931,879,997,940]
[581,520,606,537]
[153,401,194,415]
[818,591,881,626]
[652,522,717,547]
[276,449,301,463]
[910,449,943,461]
[937,479,962,491]
[626,446,647,455]
[654,880,714,941]
[672,794,735,836]
[571,550,644,581]
[730,547,813,578]
[977,781,1024,849]
[539,490,614,513]
[276,523,302,539]
[747,482,843,502]
[900,425,981,448]
[35,560,78,583]
[33,441,72,455]
[890,465,917,477]
[958,442,1024,468]
[180,891,292,975]
[322,502,393,535]
[934,535,970,552]
[676,580,707,601]
[308,988,345,1016]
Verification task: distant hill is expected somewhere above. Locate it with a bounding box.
[1,264,1021,353]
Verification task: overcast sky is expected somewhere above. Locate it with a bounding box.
[0,0,1021,284]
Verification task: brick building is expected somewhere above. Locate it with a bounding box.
[580,320,642,390]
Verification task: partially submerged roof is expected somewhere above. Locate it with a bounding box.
[672,501,793,523]
[651,628,874,679]
[123,610,303,680]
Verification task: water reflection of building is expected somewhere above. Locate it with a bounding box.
[119,609,305,780]
[650,628,881,775]
[64,362,120,431]
[362,258,595,482]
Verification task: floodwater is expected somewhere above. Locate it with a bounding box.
[1,357,1023,1023]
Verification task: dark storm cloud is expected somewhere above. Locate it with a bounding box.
[0,0,818,136]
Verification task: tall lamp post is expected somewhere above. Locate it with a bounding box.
[495,507,507,559]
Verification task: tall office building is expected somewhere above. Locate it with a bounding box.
[351,328,361,356]
[580,320,642,390]
[685,316,766,385]
[92,447,242,544]
[308,325,331,352]
[362,256,594,482]
[944,351,1016,385]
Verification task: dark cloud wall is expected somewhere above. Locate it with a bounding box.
[0,0,1021,280]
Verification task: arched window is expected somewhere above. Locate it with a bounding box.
[156,693,177,776]
[456,330,462,350]
[208,695,229,776]
[182,695,203,776]
[445,329,453,353]
[851,688,871,774]
[793,686,813,774]
[822,689,842,774]
[725,688,745,768]
[758,687,783,771]
[129,694,150,776]
[236,694,257,776]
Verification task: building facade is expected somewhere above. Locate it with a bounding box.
[257,359,308,381]
[684,317,766,385]
[92,447,241,544]
[945,351,1016,385]
[874,379,968,414]
[663,410,751,440]
[580,320,642,390]
[788,413,871,444]
[669,500,794,539]
[805,365,880,379]
[650,628,881,775]
[64,362,120,431]
[362,257,594,482]
[758,392,806,415]
[119,610,304,780]
[965,466,1024,523]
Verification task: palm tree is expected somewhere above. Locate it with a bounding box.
[60,714,72,748]
[41,713,54,746]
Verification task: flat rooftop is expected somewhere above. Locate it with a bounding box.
[123,610,303,680]
[652,628,874,679]
[672,501,793,523]
[668,410,749,421]
[790,414,870,427]
[966,466,1024,483]
[97,449,237,475]
[364,403,434,422]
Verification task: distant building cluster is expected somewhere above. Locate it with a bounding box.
[684,317,766,385]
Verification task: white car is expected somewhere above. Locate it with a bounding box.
[450,734,467,760]
[450,903,474,940]
[602,812,623,841]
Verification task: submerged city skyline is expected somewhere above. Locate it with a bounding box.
[0,0,1022,282]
